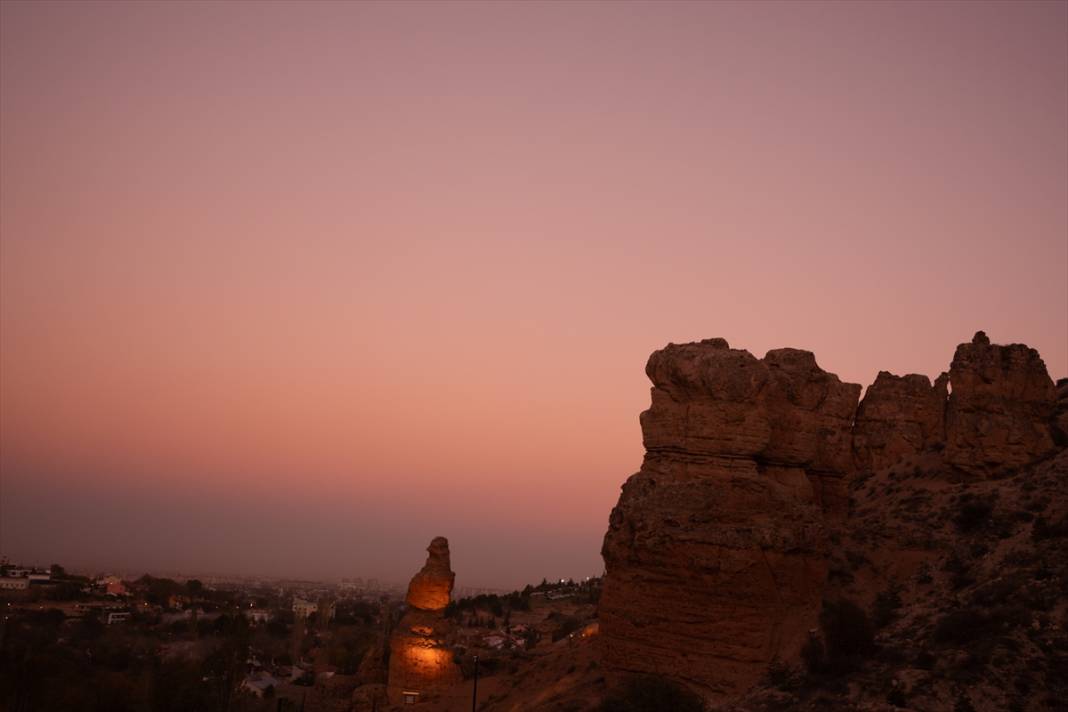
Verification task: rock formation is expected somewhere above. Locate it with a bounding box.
[853,371,948,473]
[601,331,1064,704]
[403,537,454,611]
[1054,378,1068,446]
[638,340,862,518]
[386,537,462,704]
[600,339,861,699]
[944,331,1057,475]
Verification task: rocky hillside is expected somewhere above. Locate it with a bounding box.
[601,332,1067,711]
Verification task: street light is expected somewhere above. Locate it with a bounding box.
[471,655,479,712]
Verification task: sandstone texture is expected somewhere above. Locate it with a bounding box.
[853,371,948,473]
[944,331,1056,475]
[601,331,1066,705]
[639,340,862,518]
[600,339,860,699]
[387,537,462,704]
[404,536,455,612]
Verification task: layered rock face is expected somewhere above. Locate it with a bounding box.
[600,339,861,699]
[944,331,1057,475]
[851,331,1056,476]
[639,340,861,518]
[601,332,1062,702]
[387,537,461,703]
[853,371,948,473]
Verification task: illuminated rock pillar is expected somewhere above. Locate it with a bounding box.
[387,537,462,704]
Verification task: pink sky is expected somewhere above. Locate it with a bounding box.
[1,1,1065,588]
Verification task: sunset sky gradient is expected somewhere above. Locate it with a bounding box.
[2,1,1066,588]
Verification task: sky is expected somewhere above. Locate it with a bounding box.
[1,1,1065,590]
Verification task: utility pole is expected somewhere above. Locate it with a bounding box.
[471,655,480,712]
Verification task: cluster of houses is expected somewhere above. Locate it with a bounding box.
[0,561,247,628]
[0,565,52,590]
[527,576,601,601]
[478,623,535,651]
[292,596,336,621]
[1,557,352,632]
[239,661,317,699]
[0,562,135,599]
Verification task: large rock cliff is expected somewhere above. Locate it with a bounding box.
[600,332,1062,703]
[600,339,861,698]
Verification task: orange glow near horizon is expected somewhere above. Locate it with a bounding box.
[1,1,1065,588]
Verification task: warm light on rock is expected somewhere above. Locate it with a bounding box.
[405,643,452,669]
[387,537,462,703]
[404,536,454,612]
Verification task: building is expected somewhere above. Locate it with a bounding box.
[106,611,131,625]
[292,598,318,618]
[339,577,364,591]
[0,577,30,591]
[317,597,336,623]
[483,634,508,650]
[99,575,128,596]
[240,672,280,698]
[243,608,271,624]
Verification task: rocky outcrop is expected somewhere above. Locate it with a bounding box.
[851,331,1057,477]
[403,537,454,611]
[1053,379,1068,446]
[355,632,388,686]
[601,331,1063,703]
[387,537,462,704]
[853,371,948,472]
[944,331,1057,475]
[639,340,861,518]
[600,339,860,699]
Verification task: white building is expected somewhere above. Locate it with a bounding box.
[106,611,131,625]
[292,598,318,618]
[243,608,272,624]
[240,672,280,698]
[0,577,29,591]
